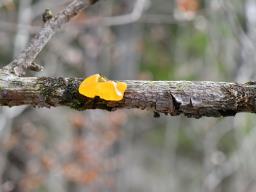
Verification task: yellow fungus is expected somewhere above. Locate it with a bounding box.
[78,74,127,101]
[78,74,100,98]
[96,81,123,101]
[116,82,127,93]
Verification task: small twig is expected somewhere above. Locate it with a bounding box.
[100,0,148,26]
[3,0,99,76]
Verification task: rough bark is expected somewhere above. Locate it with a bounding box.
[0,74,255,118]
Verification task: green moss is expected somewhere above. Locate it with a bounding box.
[63,79,114,111]
[39,77,116,111]
[70,99,86,110]
[62,78,86,110]
[175,81,193,91]
[39,77,67,106]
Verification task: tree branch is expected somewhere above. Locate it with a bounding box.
[1,0,255,119]
[3,0,99,76]
[0,76,255,118]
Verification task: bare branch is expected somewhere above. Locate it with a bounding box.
[3,0,99,76]
[0,76,256,118]
[101,0,148,26]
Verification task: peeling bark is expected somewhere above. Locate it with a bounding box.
[0,75,255,118]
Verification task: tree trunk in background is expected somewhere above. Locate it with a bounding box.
[111,0,141,80]
[237,0,256,82]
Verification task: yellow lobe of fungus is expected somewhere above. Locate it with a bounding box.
[78,74,127,101]
[116,82,127,93]
[97,81,123,101]
[78,74,100,98]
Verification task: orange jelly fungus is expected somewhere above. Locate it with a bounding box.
[78,74,127,101]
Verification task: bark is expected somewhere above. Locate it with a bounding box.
[0,73,255,118]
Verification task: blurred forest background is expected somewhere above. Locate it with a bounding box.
[0,0,256,191]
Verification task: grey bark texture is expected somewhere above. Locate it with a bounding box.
[0,74,256,118]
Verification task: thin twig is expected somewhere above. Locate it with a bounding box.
[3,0,99,76]
[101,0,148,26]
